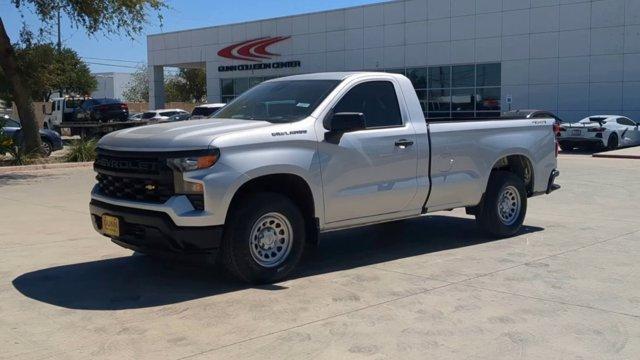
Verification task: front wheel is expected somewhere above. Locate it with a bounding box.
[222,193,305,284]
[475,171,527,238]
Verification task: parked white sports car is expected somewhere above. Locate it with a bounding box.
[558,115,640,151]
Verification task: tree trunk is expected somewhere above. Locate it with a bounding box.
[0,17,42,156]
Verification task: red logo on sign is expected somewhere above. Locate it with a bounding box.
[217,36,291,62]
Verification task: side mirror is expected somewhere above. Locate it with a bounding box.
[324,112,366,132]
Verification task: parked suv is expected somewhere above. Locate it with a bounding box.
[76,98,129,122]
[140,109,190,123]
[190,103,226,119]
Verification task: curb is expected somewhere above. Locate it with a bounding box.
[592,153,640,160]
[0,161,93,174]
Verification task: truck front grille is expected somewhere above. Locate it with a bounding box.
[94,149,175,204]
[95,173,173,203]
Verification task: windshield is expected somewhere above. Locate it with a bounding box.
[141,112,156,119]
[213,80,340,123]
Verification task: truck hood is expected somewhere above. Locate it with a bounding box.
[98,118,271,152]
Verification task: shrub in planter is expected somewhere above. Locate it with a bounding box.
[65,138,98,162]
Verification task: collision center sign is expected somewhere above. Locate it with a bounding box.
[217,36,301,72]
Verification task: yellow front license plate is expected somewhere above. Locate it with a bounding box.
[102,215,120,237]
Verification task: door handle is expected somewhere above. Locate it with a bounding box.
[395,139,414,148]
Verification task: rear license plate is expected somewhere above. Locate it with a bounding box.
[102,215,120,237]
[571,130,581,136]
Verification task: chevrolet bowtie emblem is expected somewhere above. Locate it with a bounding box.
[145,184,156,191]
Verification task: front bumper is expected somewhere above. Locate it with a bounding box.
[90,200,223,258]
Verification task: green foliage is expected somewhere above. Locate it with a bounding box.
[122,65,150,102]
[65,138,98,163]
[123,67,207,104]
[165,68,207,103]
[9,1,166,39]
[0,44,97,103]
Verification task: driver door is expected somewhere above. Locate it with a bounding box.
[618,118,640,146]
[319,80,419,223]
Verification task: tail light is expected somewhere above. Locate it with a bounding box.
[587,127,605,132]
[120,104,128,110]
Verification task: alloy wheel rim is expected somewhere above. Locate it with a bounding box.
[497,185,521,226]
[249,212,293,268]
[41,142,51,155]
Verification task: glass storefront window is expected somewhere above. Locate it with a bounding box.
[452,65,475,88]
[451,88,475,111]
[221,79,234,96]
[407,68,428,89]
[428,66,451,89]
[234,78,250,94]
[476,63,501,87]
[220,63,501,119]
[476,87,501,111]
[415,89,428,113]
[385,69,406,75]
[428,89,451,112]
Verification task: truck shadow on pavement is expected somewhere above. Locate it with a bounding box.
[12,215,543,310]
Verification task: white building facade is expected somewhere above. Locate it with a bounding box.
[91,72,133,100]
[147,0,640,121]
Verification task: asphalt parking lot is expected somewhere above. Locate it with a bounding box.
[1,153,639,359]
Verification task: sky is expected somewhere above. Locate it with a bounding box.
[1,0,388,73]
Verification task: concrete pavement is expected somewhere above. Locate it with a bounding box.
[1,154,639,359]
[593,146,640,159]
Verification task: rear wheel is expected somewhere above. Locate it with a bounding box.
[475,171,527,238]
[222,193,305,284]
[607,133,619,150]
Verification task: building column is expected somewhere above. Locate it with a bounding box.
[149,65,165,109]
[206,61,221,103]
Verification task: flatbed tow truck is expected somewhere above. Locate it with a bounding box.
[43,96,149,138]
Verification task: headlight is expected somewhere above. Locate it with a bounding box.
[167,150,220,172]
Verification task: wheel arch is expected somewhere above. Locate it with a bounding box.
[225,172,319,244]
[489,153,535,196]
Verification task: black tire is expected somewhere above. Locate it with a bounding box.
[475,171,527,238]
[40,139,53,157]
[607,133,619,150]
[222,193,305,284]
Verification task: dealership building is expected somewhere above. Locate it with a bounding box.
[147,0,640,121]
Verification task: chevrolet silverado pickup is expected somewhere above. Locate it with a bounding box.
[90,72,560,283]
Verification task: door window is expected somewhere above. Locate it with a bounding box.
[334,81,403,128]
[3,119,20,127]
[617,118,636,126]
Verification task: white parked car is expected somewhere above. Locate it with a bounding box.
[140,109,190,123]
[558,115,640,151]
[190,103,226,119]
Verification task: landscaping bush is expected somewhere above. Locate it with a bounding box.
[65,138,98,162]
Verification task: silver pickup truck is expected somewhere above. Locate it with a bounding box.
[90,72,560,283]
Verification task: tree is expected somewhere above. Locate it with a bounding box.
[123,67,206,104]
[165,68,206,103]
[0,44,97,103]
[122,65,149,103]
[0,0,165,156]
